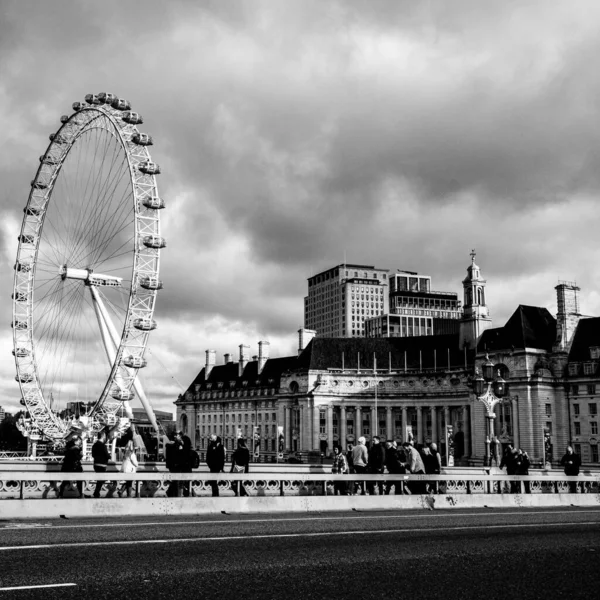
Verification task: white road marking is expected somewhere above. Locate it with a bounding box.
[0,583,76,590]
[2,508,600,531]
[0,521,598,551]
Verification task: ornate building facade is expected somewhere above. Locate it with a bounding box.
[176,257,600,467]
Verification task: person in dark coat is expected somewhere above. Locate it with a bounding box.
[175,431,193,497]
[164,435,180,497]
[59,436,84,498]
[515,448,531,493]
[230,438,250,497]
[384,440,405,495]
[206,434,226,497]
[91,430,111,498]
[500,444,518,492]
[367,436,386,495]
[560,446,581,493]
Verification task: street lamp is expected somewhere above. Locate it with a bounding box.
[473,354,507,466]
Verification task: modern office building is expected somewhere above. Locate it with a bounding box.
[366,270,461,338]
[304,264,389,338]
[0,406,5,422]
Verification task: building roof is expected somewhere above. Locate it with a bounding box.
[297,335,473,372]
[478,305,556,352]
[568,317,600,362]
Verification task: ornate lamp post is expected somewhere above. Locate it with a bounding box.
[473,354,507,466]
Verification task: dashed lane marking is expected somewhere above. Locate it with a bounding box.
[0,521,598,551]
[0,583,76,590]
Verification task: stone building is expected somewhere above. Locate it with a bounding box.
[176,257,600,467]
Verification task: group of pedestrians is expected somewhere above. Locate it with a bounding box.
[331,437,443,496]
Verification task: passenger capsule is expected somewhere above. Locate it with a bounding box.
[12,347,30,357]
[98,92,117,104]
[123,355,147,369]
[111,98,131,111]
[132,132,153,146]
[142,196,165,210]
[14,262,32,273]
[139,276,163,290]
[72,101,86,111]
[12,292,28,302]
[111,388,134,401]
[24,206,43,216]
[133,317,157,331]
[142,235,166,249]
[85,93,101,105]
[122,111,143,125]
[19,398,26,406]
[138,161,161,175]
[30,180,47,190]
[60,115,69,124]
[12,320,28,330]
[16,373,33,383]
[19,234,35,244]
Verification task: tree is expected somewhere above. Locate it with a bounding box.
[0,414,27,451]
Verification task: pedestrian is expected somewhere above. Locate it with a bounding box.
[331,446,349,495]
[175,430,193,497]
[384,440,405,495]
[345,443,355,495]
[58,436,84,498]
[351,436,368,495]
[206,434,225,497]
[515,448,531,493]
[560,446,581,493]
[367,436,386,495]
[402,441,426,494]
[231,438,250,496]
[117,439,138,498]
[500,444,518,492]
[91,430,114,498]
[164,434,180,497]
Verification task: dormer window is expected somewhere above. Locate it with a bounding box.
[584,362,596,376]
[242,381,248,387]
[229,380,236,387]
[218,382,224,389]
[568,363,580,376]
[206,383,212,390]
[591,347,600,360]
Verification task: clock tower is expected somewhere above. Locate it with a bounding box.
[459,250,492,349]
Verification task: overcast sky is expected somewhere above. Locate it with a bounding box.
[1,0,600,417]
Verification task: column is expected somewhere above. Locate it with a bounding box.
[431,406,438,445]
[299,405,305,451]
[327,405,334,455]
[371,405,377,439]
[312,401,320,451]
[401,407,408,443]
[511,397,520,449]
[416,406,423,444]
[462,405,470,457]
[356,406,362,438]
[283,406,289,451]
[386,407,393,441]
[340,405,347,451]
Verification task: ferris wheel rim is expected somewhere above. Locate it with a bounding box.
[12,95,164,441]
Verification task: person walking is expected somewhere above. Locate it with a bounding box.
[231,438,250,497]
[352,437,368,495]
[164,434,180,497]
[515,448,531,493]
[402,441,426,494]
[91,430,112,498]
[384,440,405,495]
[500,444,518,492]
[117,439,138,498]
[175,430,193,497]
[560,446,581,493]
[58,436,84,498]
[206,434,225,497]
[331,446,349,495]
[367,436,386,495]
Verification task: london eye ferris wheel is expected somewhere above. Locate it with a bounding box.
[12,92,165,442]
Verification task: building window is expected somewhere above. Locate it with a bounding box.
[319,410,326,434]
[545,422,552,435]
[591,444,599,463]
[574,443,582,456]
[362,412,370,435]
[591,422,598,435]
[572,384,579,396]
[587,384,597,395]
[574,404,580,416]
[574,422,581,435]
[590,403,598,416]
[545,403,552,416]
[333,412,339,436]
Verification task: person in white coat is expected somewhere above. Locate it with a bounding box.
[118,440,138,498]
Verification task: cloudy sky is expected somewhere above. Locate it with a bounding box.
[1,0,600,417]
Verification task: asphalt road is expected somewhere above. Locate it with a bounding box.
[0,507,599,599]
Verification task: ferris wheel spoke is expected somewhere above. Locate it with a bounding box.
[88,217,136,271]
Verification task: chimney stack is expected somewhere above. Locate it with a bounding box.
[205,349,216,377]
[224,353,232,364]
[258,340,270,374]
[239,344,250,377]
[553,282,581,353]
[298,328,316,356]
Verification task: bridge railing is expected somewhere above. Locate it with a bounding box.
[0,471,598,500]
